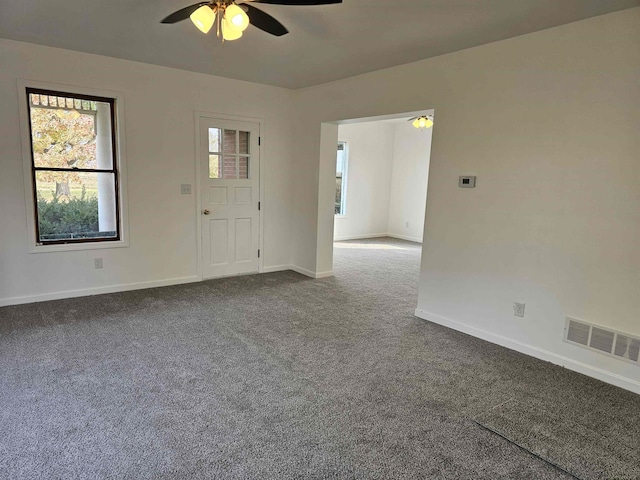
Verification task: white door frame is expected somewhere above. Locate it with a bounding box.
[194,111,264,281]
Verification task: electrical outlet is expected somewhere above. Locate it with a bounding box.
[94,258,103,269]
[405,221,409,228]
[180,184,192,194]
[513,302,525,317]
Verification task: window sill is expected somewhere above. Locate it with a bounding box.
[29,238,129,254]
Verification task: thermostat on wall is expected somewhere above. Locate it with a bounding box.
[458,176,476,188]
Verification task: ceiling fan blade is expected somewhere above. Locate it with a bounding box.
[161,2,210,23]
[244,4,289,36]
[251,0,342,5]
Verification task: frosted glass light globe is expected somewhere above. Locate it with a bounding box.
[190,5,215,34]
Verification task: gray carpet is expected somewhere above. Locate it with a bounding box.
[474,396,640,480]
[1,237,638,479]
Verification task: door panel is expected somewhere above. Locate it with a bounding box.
[235,187,251,204]
[235,218,252,262]
[209,186,227,204]
[200,118,260,278]
[210,220,228,265]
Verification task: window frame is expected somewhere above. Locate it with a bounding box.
[208,128,252,180]
[18,80,129,253]
[335,141,348,217]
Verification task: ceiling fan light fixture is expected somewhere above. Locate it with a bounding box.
[225,4,250,32]
[163,0,341,43]
[190,5,216,34]
[222,20,243,40]
[412,116,433,129]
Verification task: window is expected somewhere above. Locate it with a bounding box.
[208,128,251,179]
[25,88,121,246]
[335,141,348,215]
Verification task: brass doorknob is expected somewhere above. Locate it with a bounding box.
[203,209,210,215]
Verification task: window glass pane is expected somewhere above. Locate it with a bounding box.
[336,142,346,215]
[208,128,221,153]
[239,131,249,154]
[35,171,117,242]
[223,156,237,179]
[29,102,113,170]
[239,156,249,179]
[209,154,221,179]
[336,149,345,176]
[26,89,120,246]
[335,177,343,215]
[224,129,237,154]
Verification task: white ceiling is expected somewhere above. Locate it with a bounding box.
[1,0,638,89]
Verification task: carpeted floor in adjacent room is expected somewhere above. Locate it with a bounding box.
[1,238,638,479]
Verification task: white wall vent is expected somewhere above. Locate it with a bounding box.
[564,317,640,366]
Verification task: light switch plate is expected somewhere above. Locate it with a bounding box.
[181,184,192,194]
[459,176,476,188]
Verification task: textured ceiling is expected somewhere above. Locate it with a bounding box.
[1,0,638,89]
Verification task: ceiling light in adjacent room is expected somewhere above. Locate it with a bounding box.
[411,115,434,129]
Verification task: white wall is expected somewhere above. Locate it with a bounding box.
[333,122,395,241]
[332,120,432,243]
[387,122,432,242]
[0,39,295,305]
[292,8,640,393]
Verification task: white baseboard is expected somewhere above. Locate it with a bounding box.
[264,264,335,278]
[334,232,422,243]
[262,264,293,274]
[289,265,334,279]
[387,233,422,243]
[287,265,334,279]
[415,309,640,395]
[0,275,201,307]
[0,265,338,307]
[334,233,388,241]
[314,270,334,279]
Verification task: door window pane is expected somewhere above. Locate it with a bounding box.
[239,131,249,154]
[209,154,221,178]
[224,129,237,154]
[223,156,237,179]
[239,157,249,179]
[209,128,252,180]
[209,128,221,153]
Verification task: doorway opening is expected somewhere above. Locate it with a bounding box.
[329,110,434,274]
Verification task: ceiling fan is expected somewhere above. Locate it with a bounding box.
[162,0,342,42]
[408,115,434,129]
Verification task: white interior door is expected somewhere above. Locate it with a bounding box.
[200,118,260,279]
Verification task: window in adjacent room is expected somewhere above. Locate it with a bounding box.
[25,88,122,246]
[335,141,348,215]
